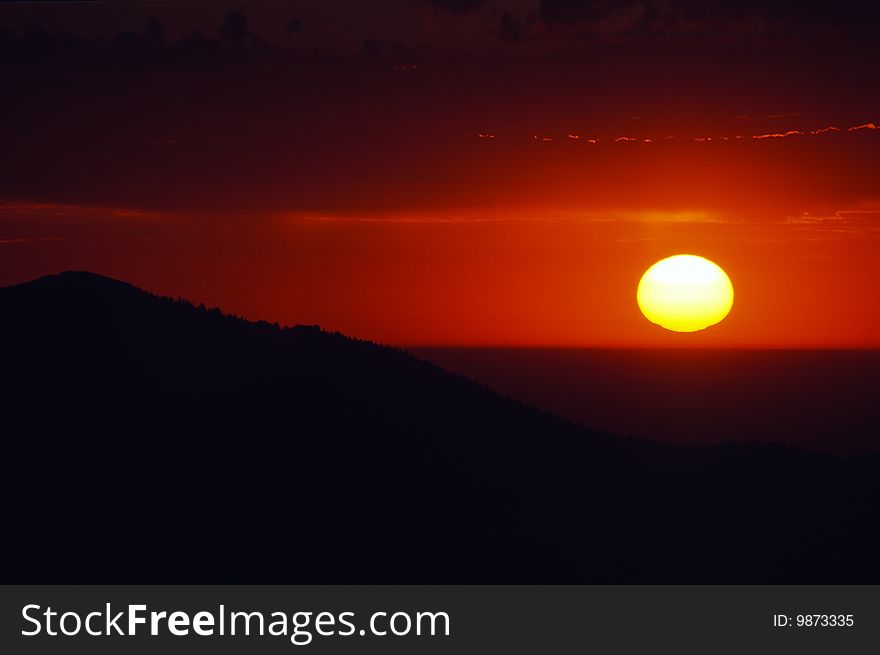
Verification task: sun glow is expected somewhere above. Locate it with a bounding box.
[637,255,734,332]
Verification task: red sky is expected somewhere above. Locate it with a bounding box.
[2,1,879,346]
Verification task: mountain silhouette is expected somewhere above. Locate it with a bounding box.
[2,271,878,583]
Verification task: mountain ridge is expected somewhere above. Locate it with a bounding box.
[1,271,878,583]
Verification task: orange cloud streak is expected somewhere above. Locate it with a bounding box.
[471,120,877,145]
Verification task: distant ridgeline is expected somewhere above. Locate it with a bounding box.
[2,272,879,583]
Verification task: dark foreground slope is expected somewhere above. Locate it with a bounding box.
[2,272,878,583]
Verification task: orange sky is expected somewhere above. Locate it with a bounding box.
[2,127,878,347]
[3,185,879,347]
[2,4,879,347]
[3,123,879,347]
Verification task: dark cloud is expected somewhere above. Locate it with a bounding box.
[361,37,389,57]
[218,10,249,46]
[3,1,877,51]
[144,17,165,46]
[539,0,608,28]
[426,0,488,16]
[1,0,879,222]
[496,12,523,42]
[360,37,425,60]
[536,1,880,39]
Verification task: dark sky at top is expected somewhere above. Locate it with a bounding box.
[2,0,878,214]
[2,1,879,51]
[1,1,879,345]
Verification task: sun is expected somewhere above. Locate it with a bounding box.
[637,254,734,332]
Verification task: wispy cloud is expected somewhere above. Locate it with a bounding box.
[469,119,877,145]
[281,209,728,225]
[0,236,63,246]
[0,201,169,221]
[762,111,802,119]
[782,209,880,238]
[847,122,878,132]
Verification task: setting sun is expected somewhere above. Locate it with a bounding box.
[637,255,734,332]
